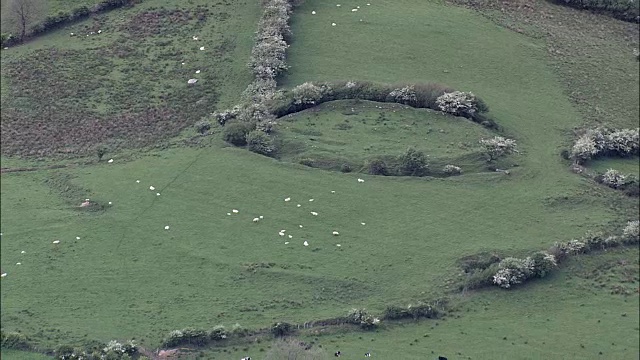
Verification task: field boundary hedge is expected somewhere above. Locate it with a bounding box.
[1,0,141,47]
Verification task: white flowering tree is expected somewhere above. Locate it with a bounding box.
[570,134,598,163]
[479,136,518,161]
[622,220,639,243]
[601,169,628,189]
[436,91,478,116]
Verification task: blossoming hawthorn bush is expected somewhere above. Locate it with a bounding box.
[492,257,535,289]
[435,91,478,116]
[247,130,277,156]
[292,82,330,105]
[622,220,639,244]
[600,169,629,188]
[388,85,418,106]
[479,136,518,161]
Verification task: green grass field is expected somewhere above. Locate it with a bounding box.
[276,100,496,173]
[1,0,638,358]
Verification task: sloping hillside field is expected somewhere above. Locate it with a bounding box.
[1,0,638,359]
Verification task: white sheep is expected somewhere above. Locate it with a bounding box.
[303,241,309,246]
[149,186,155,190]
[253,218,260,223]
[232,209,239,213]
[357,178,365,183]
[52,240,60,244]
[284,197,291,202]
[310,211,318,216]
[332,231,340,236]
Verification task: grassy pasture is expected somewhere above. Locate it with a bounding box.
[191,249,639,360]
[0,140,629,349]
[275,100,496,173]
[0,0,258,157]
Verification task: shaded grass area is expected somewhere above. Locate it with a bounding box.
[0,0,258,158]
[0,145,623,348]
[587,156,640,178]
[275,100,496,174]
[192,249,640,360]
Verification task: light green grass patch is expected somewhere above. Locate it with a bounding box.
[276,100,495,173]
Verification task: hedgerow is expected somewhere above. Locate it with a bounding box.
[486,220,639,289]
[268,81,497,128]
[569,127,639,164]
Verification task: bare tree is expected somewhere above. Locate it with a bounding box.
[3,0,46,41]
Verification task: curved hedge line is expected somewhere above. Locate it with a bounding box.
[267,81,498,129]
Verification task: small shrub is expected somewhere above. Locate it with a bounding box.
[622,220,639,244]
[194,120,211,134]
[530,251,557,278]
[246,130,276,156]
[601,169,628,189]
[443,164,462,176]
[479,136,518,161]
[398,147,428,176]
[271,322,294,337]
[367,157,388,175]
[163,328,208,347]
[222,122,252,146]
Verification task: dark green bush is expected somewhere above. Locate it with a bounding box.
[271,322,294,337]
[222,122,252,146]
[247,130,276,156]
[367,157,388,175]
[194,120,211,134]
[398,147,428,176]
[1,330,30,350]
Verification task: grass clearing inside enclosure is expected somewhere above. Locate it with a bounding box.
[276,99,496,173]
[0,0,638,357]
